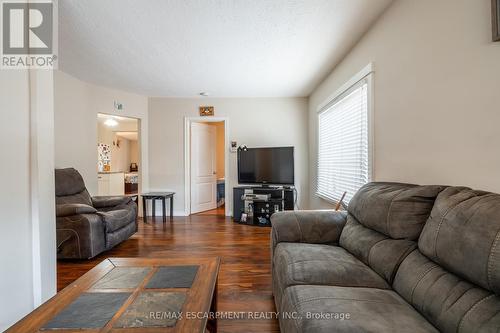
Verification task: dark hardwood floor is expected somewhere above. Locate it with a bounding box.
[193,205,226,217]
[57,212,280,332]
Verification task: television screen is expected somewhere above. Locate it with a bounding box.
[238,147,294,185]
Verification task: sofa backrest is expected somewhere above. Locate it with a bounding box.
[348,182,446,240]
[339,182,445,283]
[393,187,500,332]
[55,168,92,206]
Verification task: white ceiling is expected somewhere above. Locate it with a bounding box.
[97,113,138,131]
[59,0,393,97]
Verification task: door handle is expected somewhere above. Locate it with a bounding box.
[213,171,216,175]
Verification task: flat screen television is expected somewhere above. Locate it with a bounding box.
[238,147,294,185]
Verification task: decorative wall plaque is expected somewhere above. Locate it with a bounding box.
[199,106,214,116]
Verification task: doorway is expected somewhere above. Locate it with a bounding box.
[184,117,229,217]
[97,114,140,196]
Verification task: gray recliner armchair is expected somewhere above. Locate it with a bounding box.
[55,168,137,259]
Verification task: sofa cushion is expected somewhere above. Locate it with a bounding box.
[418,186,500,295]
[393,250,500,333]
[279,285,438,333]
[339,216,416,283]
[348,182,446,240]
[273,243,390,310]
[55,190,93,207]
[274,243,390,289]
[98,209,136,233]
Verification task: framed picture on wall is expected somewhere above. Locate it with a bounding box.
[199,106,214,116]
[493,0,500,41]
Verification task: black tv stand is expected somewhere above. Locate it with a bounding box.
[233,185,294,227]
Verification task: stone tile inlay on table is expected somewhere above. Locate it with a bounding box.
[114,291,187,328]
[91,267,151,289]
[42,292,131,329]
[146,265,199,288]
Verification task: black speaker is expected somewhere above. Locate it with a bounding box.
[283,189,294,210]
[233,187,245,221]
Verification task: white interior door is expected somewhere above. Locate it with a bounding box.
[190,122,217,214]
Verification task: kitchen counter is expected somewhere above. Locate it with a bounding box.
[98,172,125,195]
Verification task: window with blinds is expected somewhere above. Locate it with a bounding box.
[317,79,370,204]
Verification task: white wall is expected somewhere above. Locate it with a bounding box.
[309,0,500,209]
[97,122,134,173]
[149,98,309,215]
[54,71,95,191]
[30,70,57,306]
[112,136,131,173]
[0,70,56,330]
[130,140,139,164]
[54,71,149,198]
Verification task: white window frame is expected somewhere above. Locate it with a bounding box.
[316,63,375,204]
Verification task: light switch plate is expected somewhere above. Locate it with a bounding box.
[230,141,238,153]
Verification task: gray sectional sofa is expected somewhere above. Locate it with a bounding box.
[271,182,500,332]
[55,168,137,259]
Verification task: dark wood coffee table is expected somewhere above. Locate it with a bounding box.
[7,257,220,333]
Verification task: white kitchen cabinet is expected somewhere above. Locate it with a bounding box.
[97,172,125,196]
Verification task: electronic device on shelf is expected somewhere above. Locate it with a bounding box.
[241,193,271,201]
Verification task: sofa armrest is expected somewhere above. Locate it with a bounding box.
[97,208,136,233]
[56,203,97,217]
[56,213,105,259]
[270,210,347,253]
[92,196,132,208]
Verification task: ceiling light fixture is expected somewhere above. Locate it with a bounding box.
[104,118,118,127]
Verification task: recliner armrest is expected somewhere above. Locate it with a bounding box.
[56,213,105,259]
[92,196,132,208]
[270,210,347,253]
[56,203,97,217]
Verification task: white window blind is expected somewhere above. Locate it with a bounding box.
[317,79,369,204]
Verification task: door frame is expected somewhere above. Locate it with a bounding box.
[97,113,144,214]
[184,116,230,216]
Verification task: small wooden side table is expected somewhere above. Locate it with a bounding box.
[141,192,175,223]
